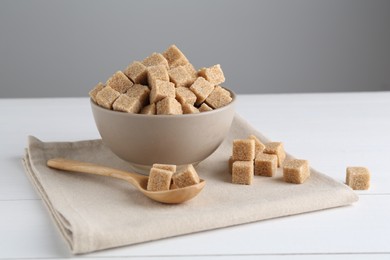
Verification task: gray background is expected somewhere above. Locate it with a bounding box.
[1,0,389,98]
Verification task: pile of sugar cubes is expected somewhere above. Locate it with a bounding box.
[89,45,233,115]
[229,135,310,185]
[229,135,371,190]
[147,163,200,191]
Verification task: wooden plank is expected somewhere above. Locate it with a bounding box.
[1,94,389,258]
[1,195,388,258]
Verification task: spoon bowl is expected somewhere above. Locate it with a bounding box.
[47,158,205,204]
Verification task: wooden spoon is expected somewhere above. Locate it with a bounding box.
[47,158,205,204]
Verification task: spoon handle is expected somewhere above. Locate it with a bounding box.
[47,158,146,188]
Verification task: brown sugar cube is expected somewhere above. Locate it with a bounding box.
[95,86,120,109]
[248,135,266,155]
[182,103,200,114]
[124,61,148,84]
[147,65,169,88]
[126,84,150,105]
[153,163,177,173]
[156,97,183,115]
[232,139,256,161]
[142,52,169,68]
[346,167,370,190]
[283,159,310,184]
[255,153,278,177]
[172,164,200,188]
[189,77,215,106]
[264,142,286,167]
[199,103,213,112]
[183,63,197,81]
[232,161,253,185]
[149,80,175,104]
[176,86,197,105]
[205,86,232,109]
[106,71,134,93]
[198,64,225,86]
[162,44,189,68]
[168,65,195,88]
[89,82,104,103]
[147,167,173,191]
[112,94,142,114]
[140,103,156,115]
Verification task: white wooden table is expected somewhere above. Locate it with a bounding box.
[1,92,389,259]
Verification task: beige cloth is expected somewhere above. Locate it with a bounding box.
[23,114,358,254]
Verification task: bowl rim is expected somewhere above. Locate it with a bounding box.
[91,88,236,118]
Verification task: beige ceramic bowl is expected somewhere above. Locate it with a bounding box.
[91,90,236,172]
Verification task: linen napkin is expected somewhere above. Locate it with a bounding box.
[23,114,358,254]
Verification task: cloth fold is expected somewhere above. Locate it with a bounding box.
[22,114,358,254]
